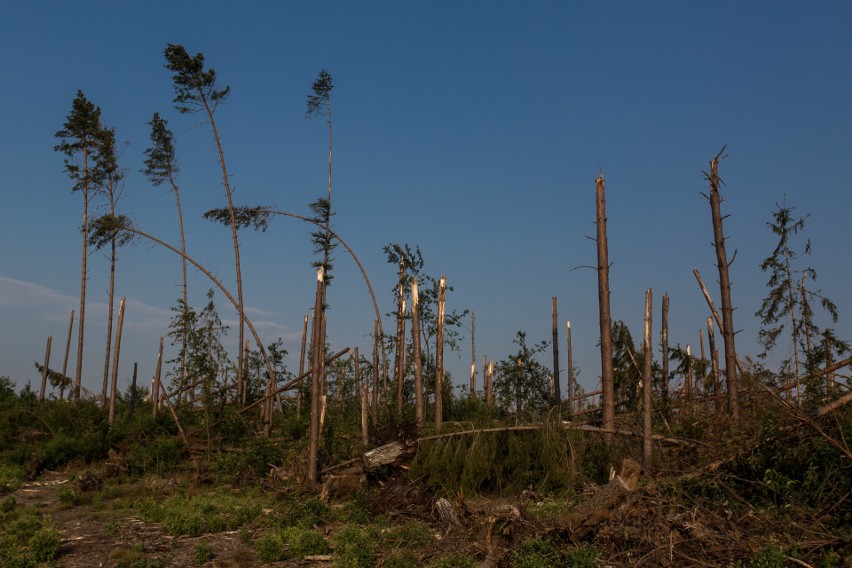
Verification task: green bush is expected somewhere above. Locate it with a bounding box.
[282,526,328,558]
[254,531,284,562]
[29,528,61,562]
[194,540,214,564]
[332,525,375,568]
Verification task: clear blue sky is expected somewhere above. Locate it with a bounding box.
[1,1,850,398]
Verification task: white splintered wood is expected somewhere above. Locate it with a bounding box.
[411,279,419,308]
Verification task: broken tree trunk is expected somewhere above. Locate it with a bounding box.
[642,289,653,468]
[661,294,669,409]
[372,319,380,417]
[297,313,308,418]
[153,337,163,418]
[470,310,476,397]
[411,279,425,431]
[567,321,574,418]
[308,268,326,485]
[564,458,641,535]
[362,441,415,469]
[707,317,721,411]
[435,276,447,432]
[393,261,405,416]
[706,150,739,423]
[61,310,74,401]
[596,172,616,441]
[552,297,561,410]
[40,336,52,402]
[108,298,126,427]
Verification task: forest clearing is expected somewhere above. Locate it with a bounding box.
[2,5,852,567]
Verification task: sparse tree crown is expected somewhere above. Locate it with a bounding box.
[143,112,178,186]
[164,44,230,114]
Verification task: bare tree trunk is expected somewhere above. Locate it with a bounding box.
[470,311,476,397]
[411,279,424,430]
[707,151,739,423]
[359,346,369,446]
[393,262,405,416]
[153,337,163,418]
[552,297,561,411]
[596,173,616,440]
[74,168,90,401]
[486,361,494,406]
[108,297,126,426]
[642,289,653,468]
[707,317,721,412]
[40,336,52,402]
[308,268,325,485]
[61,310,74,401]
[434,276,447,432]
[685,344,693,411]
[661,294,669,409]
[566,321,574,419]
[699,327,706,387]
[297,314,308,417]
[801,275,813,373]
[101,238,116,409]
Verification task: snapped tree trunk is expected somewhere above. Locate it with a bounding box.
[707,151,739,423]
[393,262,405,416]
[108,297,126,427]
[411,279,425,430]
[552,297,561,410]
[642,289,653,468]
[153,337,163,418]
[707,317,721,411]
[434,276,447,431]
[61,310,74,401]
[40,336,52,402]
[308,268,326,485]
[372,319,380,417]
[661,294,669,410]
[101,237,116,409]
[595,173,616,440]
[297,314,308,418]
[566,321,574,418]
[470,311,476,397]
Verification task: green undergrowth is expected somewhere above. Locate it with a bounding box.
[138,485,267,536]
[0,498,61,567]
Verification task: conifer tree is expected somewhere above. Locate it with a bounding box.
[55,91,103,400]
[163,44,246,404]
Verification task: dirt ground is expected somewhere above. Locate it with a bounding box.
[13,472,327,567]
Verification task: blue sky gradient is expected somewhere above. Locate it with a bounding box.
[1,1,850,397]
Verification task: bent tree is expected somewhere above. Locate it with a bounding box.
[164,44,247,405]
[143,113,190,402]
[55,91,103,400]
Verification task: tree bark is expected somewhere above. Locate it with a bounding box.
[596,173,616,440]
[434,276,447,431]
[566,321,574,418]
[40,336,52,402]
[551,298,561,410]
[411,279,425,430]
[707,152,739,423]
[101,227,116,409]
[74,150,90,401]
[685,344,693,410]
[129,362,138,419]
[61,310,74,401]
[661,294,669,408]
[470,311,476,397]
[308,268,325,485]
[707,318,721,411]
[642,289,653,468]
[108,297,126,426]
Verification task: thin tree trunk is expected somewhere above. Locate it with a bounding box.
[166,170,189,405]
[297,314,309,418]
[482,354,487,396]
[685,344,693,410]
[470,311,476,397]
[566,321,574,419]
[707,317,721,412]
[552,297,561,410]
[784,253,801,401]
[487,361,494,406]
[411,279,424,430]
[699,327,706,388]
[801,275,813,373]
[661,294,669,409]
[393,262,405,415]
[40,336,52,402]
[199,92,245,410]
[707,151,739,422]
[434,276,447,431]
[75,168,89,401]
[596,173,616,439]
[642,289,653,468]
[61,310,74,401]
[308,268,325,485]
[108,297,126,426]
[153,337,163,418]
[101,237,116,409]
